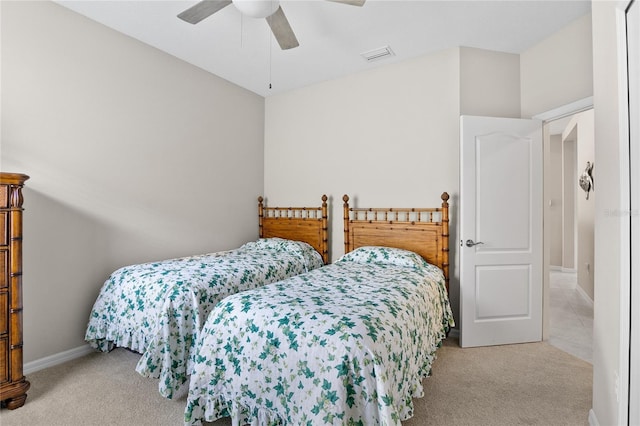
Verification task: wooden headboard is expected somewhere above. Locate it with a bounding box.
[259,195,329,264]
[343,192,450,292]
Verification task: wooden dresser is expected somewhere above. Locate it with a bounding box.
[0,172,30,409]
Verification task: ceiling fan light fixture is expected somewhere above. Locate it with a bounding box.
[232,0,280,18]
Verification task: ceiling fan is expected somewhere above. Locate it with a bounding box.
[177,0,366,50]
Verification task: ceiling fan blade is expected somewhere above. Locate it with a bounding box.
[178,0,232,24]
[265,6,299,50]
[326,0,366,6]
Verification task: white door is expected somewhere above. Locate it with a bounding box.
[460,116,543,348]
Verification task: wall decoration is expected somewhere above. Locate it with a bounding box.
[579,161,594,199]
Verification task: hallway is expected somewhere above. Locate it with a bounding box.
[548,270,593,363]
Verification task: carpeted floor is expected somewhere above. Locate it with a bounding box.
[0,337,592,426]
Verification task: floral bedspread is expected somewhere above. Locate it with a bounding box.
[184,246,454,426]
[85,238,323,398]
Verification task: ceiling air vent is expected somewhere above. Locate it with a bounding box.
[361,45,395,62]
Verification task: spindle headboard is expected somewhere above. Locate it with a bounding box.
[343,192,450,292]
[259,195,329,264]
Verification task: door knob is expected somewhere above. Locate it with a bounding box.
[465,239,484,247]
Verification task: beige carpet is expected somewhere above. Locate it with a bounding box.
[0,337,592,426]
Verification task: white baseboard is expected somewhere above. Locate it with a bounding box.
[576,283,595,307]
[24,344,95,375]
[588,408,600,426]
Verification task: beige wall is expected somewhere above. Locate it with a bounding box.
[549,134,563,266]
[565,110,595,300]
[266,48,462,323]
[521,14,593,118]
[562,137,577,270]
[264,46,522,329]
[266,48,461,260]
[1,1,265,362]
[460,47,520,118]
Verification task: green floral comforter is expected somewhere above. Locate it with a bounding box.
[84,238,323,399]
[185,246,454,425]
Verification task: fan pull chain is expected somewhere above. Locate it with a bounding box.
[269,27,273,90]
[269,0,273,89]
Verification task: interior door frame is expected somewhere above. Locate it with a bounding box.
[609,1,639,423]
[624,0,639,423]
[533,96,593,340]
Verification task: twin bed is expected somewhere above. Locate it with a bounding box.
[85,196,329,398]
[85,193,454,425]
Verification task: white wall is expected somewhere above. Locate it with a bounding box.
[591,2,629,425]
[1,1,265,362]
[521,14,593,118]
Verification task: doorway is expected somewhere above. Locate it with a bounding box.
[544,110,595,364]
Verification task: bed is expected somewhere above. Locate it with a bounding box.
[184,192,454,425]
[84,195,329,399]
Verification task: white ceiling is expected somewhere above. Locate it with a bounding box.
[55,0,591,97]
